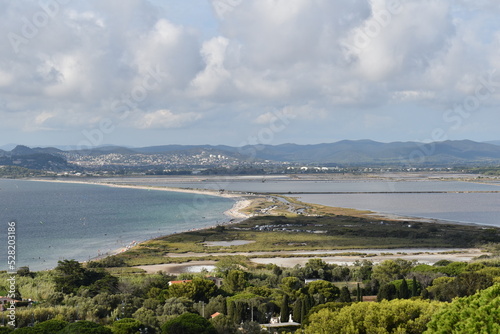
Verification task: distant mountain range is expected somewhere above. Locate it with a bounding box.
[2,140,500,171]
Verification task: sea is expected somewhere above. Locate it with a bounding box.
[94,176,500,228]
[2,176,500,271]
[0,179,234,271]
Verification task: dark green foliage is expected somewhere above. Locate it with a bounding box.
[453,272,493,297]
[356,283,362,302]
[111,318,145,334]
[280,294,290,322]
[210,314,237,334]
[412,277,419,297]
[224,270,248,293]
[377,283,397,301]
[292,298,303,323]
[227,301,236,324]
[16,267,34,278]
[53,260,87,294]
[53,259,118,296]
[86,256,126,268]
[161,313,217,334]
[398,278,410,299]
[33,319,68,333]
[0,328,13,333]
[339,286,352,303]
[306,280,341,305]
[10,328,37,333]
[59,320,112,334]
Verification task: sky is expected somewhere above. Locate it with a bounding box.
[1,0,500,149]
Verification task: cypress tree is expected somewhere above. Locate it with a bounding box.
[227,301,236,324]
[300,298,306,323]
[412,276,418,297]
[357,283,362,302]
[280,295,290,322]
[399,278,410,299]
[292,298,302,323]
[339,286,352,303]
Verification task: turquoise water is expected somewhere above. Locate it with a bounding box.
[0,180,234,271]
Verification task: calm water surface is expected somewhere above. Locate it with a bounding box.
[102,177,500,227]
[0,180,233,271]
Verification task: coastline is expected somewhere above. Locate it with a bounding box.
[8,177,497,270]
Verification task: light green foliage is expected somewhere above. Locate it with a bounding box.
[210,314,237,334]
[132,307,159,331]
[425,283,500,333]
[214,256,249,277]
[160,297,194,317]
[372,259,414,285]
[305,299,442,334]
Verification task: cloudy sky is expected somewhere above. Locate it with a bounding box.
[1,0,500,148]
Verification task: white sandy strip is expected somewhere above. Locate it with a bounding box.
[135,248,486,274]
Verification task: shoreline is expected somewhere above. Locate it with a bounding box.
[7,177,497,270]
[18,178,255,267]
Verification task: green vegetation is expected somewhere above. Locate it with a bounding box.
[107,215,500,267]
[0,166,47,178]
[304,299,442,334]
[1,197,499,333]
[425,284,500,333]
[1,255,499,333]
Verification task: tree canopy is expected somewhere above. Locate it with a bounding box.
[425,283,500,333]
